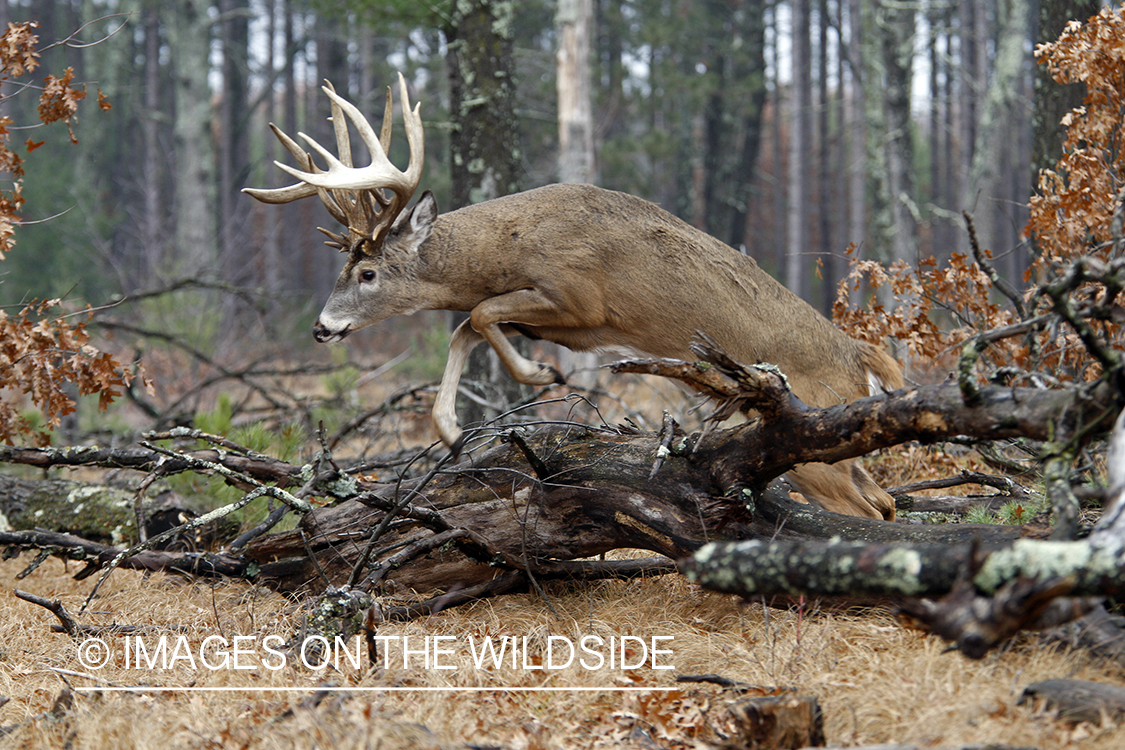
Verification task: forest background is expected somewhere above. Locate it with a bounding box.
[0,0,1083,351]
[3,3,1125,746]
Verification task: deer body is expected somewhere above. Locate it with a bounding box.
[324,182,891,402]
[245,76,903,520]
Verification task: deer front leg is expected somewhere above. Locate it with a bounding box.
[432,318,554,453]
[432,319,483,452]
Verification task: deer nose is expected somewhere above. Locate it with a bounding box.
[313,320,350,343]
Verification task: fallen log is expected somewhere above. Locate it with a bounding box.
[1,357,1113,614]
[243,423,1023,594]
[1020,678,1125,724]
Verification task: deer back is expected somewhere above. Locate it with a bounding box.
[413,184,900,407]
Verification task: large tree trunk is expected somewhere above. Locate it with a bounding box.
[445,0,521,210]
[243,363,1104,595]
[244,447,1021,597]
[556,0,595,186]
[786,0,811,298]
[444,0,528,432]
[167,0,215,277]
[555,0,600,387]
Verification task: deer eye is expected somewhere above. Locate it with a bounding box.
[360,270,376,283]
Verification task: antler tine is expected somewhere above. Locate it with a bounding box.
[244,73,424,248]
[278,75,422,200]
[242,123,319,204]
[319,79,360,234]
[271,122,314,166]
[379,85,393,154]
[323,80,353,169]
[394,71,424,195]
[317,225,348,250]
[315,186,352,228]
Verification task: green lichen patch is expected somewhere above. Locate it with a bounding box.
[15,483,136,546]
[974,539,1097,594]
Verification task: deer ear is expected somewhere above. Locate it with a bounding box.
[393,190,436,241]
[411,191,438,230]
[387,191,435,260]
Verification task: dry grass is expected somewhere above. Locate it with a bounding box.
[3,554,1125,749]
[3,354,1120,747]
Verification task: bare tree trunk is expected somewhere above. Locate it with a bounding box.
[446,0,521,209]
[445,0,527,435]
[769,4,787,276]
[879,0,916,268]
[280,0,300,293]
[957,0,983,255]
[787,0,811,298]
[309,12,349,298]
[725,2,767,252]
[140,8,164,285]
[167,0,215,277]
[817,0,832,314]
[557,0,595,186]
[556,0,600,387]
[844,0,865,303]
[860,0,891,266]
[967,0,1030,257]
[218,0,250,290]
[927,7,940,259]
[1031,0,1097,223]
[261,0,281,295]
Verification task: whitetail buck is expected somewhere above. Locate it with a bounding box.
[244,75,904,520]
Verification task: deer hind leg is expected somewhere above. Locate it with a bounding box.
[432,319,536,452]
[785,460,896,521]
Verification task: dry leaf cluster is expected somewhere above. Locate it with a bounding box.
[0,21,136,446]
[836,5,1125,386]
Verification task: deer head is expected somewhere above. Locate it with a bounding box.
[243,73,428,342]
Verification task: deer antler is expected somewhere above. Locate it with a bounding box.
[243,72,424,252]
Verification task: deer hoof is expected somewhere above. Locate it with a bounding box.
[447,432,465,460]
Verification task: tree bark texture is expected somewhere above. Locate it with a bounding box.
[242,367,1097,594]
[966,0,1030,255]
[1032,0,1098,175]
[167,0,215,275]
[878,0,916,267]
[786,0,811,298]
[444,0,527,429]
[241,426,1021,595]
[445,0,520,209]
[554,0,600,387]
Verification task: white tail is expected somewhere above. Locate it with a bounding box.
[244,77,904,521]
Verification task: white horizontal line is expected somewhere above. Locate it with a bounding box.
[76,686,681,693]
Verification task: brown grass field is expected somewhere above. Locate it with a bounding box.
[2,551,1125,749]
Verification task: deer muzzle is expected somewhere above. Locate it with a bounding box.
[313,320,350,343]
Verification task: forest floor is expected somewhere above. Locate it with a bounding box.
[2,327,1124,748]
[2,551,1125,749]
